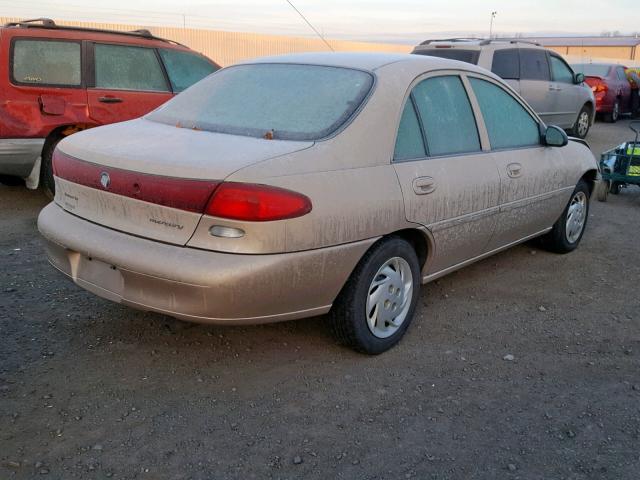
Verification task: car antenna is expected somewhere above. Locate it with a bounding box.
[285,0,334,52]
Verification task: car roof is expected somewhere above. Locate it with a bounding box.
[239,51,496,75]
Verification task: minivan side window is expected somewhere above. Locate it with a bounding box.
[158,49,219,92]
[411,75,480,156]
[12,39,81,86]
[394,100,426,161]
[94,44,168,92]
[520,49,550,81]
[550,55,575,83]
[491,49,520,79]
[469,78,540,150]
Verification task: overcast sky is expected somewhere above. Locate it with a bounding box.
[3,0,639,43]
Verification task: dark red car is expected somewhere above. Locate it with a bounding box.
[0,18,220,195]
[572,63,632,123]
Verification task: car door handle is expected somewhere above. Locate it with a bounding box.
[507,163,522,178]
[412,176,437,195]
[98,96,123,104]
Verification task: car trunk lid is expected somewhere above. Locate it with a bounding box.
[53,119,313,245]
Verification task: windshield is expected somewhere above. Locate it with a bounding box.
[413,49,480,65]
[147,63,374,141]
[571,64,611,77]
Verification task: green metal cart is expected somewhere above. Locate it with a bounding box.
[597,121,640,202]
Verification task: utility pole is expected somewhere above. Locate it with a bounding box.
[489,11,497,39]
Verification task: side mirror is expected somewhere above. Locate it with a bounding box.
[574,72,585,84]
[544,125,569,147]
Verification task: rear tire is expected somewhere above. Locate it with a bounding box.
[541,180,590,254]
[40,137,61,199]
[604,100,620,123]
[329,236,421,355]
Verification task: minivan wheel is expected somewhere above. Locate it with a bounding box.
[572,106,591,138]
[541,180,590,254]
[329,237,421,354]
[40,137,61,199]
[604,101,620,123]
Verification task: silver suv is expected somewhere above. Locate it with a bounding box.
[412,39,596,138]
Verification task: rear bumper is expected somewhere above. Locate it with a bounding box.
[0,138,45,177]
[38,203,374,324]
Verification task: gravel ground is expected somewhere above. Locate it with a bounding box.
[1,120,639,480]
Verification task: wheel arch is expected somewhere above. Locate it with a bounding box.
[580,168,599,195]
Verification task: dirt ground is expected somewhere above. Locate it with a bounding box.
[1,120,639,480]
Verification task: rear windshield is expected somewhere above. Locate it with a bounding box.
[147,63,374,141]
[572,64,611,77]
[413,49,480,65]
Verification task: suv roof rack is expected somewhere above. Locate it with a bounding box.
[418,37,542,47]
[3,18,185,46]
[419,37,483,45]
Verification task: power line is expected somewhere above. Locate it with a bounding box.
[284,0,334,51]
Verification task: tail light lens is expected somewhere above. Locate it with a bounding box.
[591,82,608,93]
[205,182,312,221]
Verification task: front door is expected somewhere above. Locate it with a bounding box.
[392,74,500,275]
[549,54,581,128]
[87,42,173,125]
[466,75,571,250]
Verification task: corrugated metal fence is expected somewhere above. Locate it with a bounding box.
[0,17,412,66]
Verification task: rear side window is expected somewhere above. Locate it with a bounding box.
[412,49,480,65]
[412,75,480,156]
[394,100,426,161]
[520,49,550,81]
[94,44,168,92]
[470,78,540,149]
[491,49,519,79]
[550,55,575,83]
[616,67,627,80]
[12,39,81,86]
[159,49,219,92]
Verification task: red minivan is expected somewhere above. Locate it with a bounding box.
[0,18,220,195]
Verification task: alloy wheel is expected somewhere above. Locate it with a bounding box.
[577,111,589,137]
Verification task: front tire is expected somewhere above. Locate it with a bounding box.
[572,105,591,139]
[329,237,421,355]
[541,180,590,253]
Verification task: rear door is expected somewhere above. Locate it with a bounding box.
[518,48,554,124]
[490,48,521,94]
[548,53,580,127]
[86,42,173,125]
[392,73,500,275]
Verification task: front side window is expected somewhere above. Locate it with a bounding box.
[393,100,426,161]
[550,56,575,83]
[411,75,480,156]
[159,49,219,92]
[12,39,81,86]
[491,49,520,80]
[147,64,373,141]
[520,49,550,81]
[470,77,540,150]
[94,44,168,92]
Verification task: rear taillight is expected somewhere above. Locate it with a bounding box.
[53,149,220,213]
[591,82,608,93]
[205,182,312,221]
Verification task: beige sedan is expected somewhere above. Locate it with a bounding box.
[38,53,599,354]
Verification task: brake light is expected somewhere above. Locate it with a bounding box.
[205,182,312,221]
[53,149,220,212]
[591,83,608,93]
